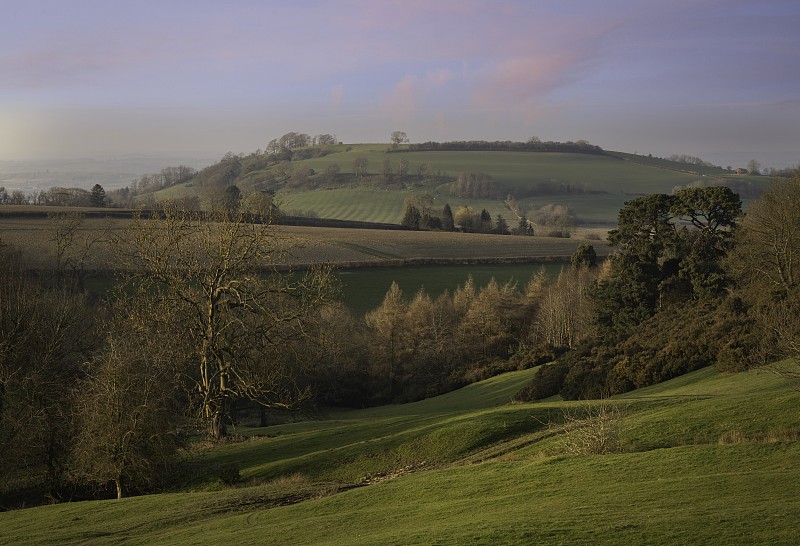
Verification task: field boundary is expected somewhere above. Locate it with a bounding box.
[287,255,580,271]
[0,206,406,231]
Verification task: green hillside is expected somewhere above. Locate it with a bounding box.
[2,363,798,544]
[153,144,769,226]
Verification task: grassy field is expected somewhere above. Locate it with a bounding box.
[151,144,770,226]
[338,262,567,315]
[0,212,595,314]
[277,188,412,224]
[274,148,704,226]
[0,213,608,270]
[272,147,704,194]
[2,363,799,544]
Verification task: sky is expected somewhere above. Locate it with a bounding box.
[1,0,798,169]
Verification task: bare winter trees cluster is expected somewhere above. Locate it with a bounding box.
[729,172,800,377]
[0,206,332,502]
[315,264,599,406]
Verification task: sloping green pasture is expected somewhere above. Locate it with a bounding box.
[156,144,767,226]
[277,188,411,224]
[283,147,703,194]
[2,364,799,544]
[271,147,708,225]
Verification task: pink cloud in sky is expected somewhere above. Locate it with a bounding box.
[426,68,455,88]
[472,53,589,112]
[0,43,152,90]
[0,0,796,165]
[383,68,458,118]
[385,75,419,118]
[330,85,344,111]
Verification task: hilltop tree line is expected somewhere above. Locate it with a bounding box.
[396,138,604,155]
[0,184,109,208]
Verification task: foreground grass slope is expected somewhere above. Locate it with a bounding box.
[2,365,798,544]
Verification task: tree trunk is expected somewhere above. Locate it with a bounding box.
[209,406,228,441]
[115,476,125,499]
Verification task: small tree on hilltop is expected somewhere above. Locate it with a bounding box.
[390,131,409,148]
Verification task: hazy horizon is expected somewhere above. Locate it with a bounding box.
[2,1,798,169]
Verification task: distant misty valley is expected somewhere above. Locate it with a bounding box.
[0,153,218,194]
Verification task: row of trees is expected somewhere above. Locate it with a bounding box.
[397,139,604,155]
[0,185,106,207]
[0,187,28,205]
[401,201,533,236]
[315,261,600,406]
[265,132,338,154]
[450,172,503,199]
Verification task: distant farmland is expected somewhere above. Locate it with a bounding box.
[184,144,768,226]
[0,213,608,270]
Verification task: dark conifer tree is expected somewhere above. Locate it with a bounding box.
[89,184,106,207]
[442,203,455,231]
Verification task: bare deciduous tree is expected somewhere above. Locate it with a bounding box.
[70,321,181,499]
[113,205,333,440]
[0,239,91,494]
[732,170,800,377]
[365,281,408,395]
[390,131,409,148]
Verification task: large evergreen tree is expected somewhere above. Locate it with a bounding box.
[594,187,741,336]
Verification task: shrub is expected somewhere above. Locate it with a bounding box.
[558,400,625,455]
[513,360,569,402]
[543,229,571,238]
